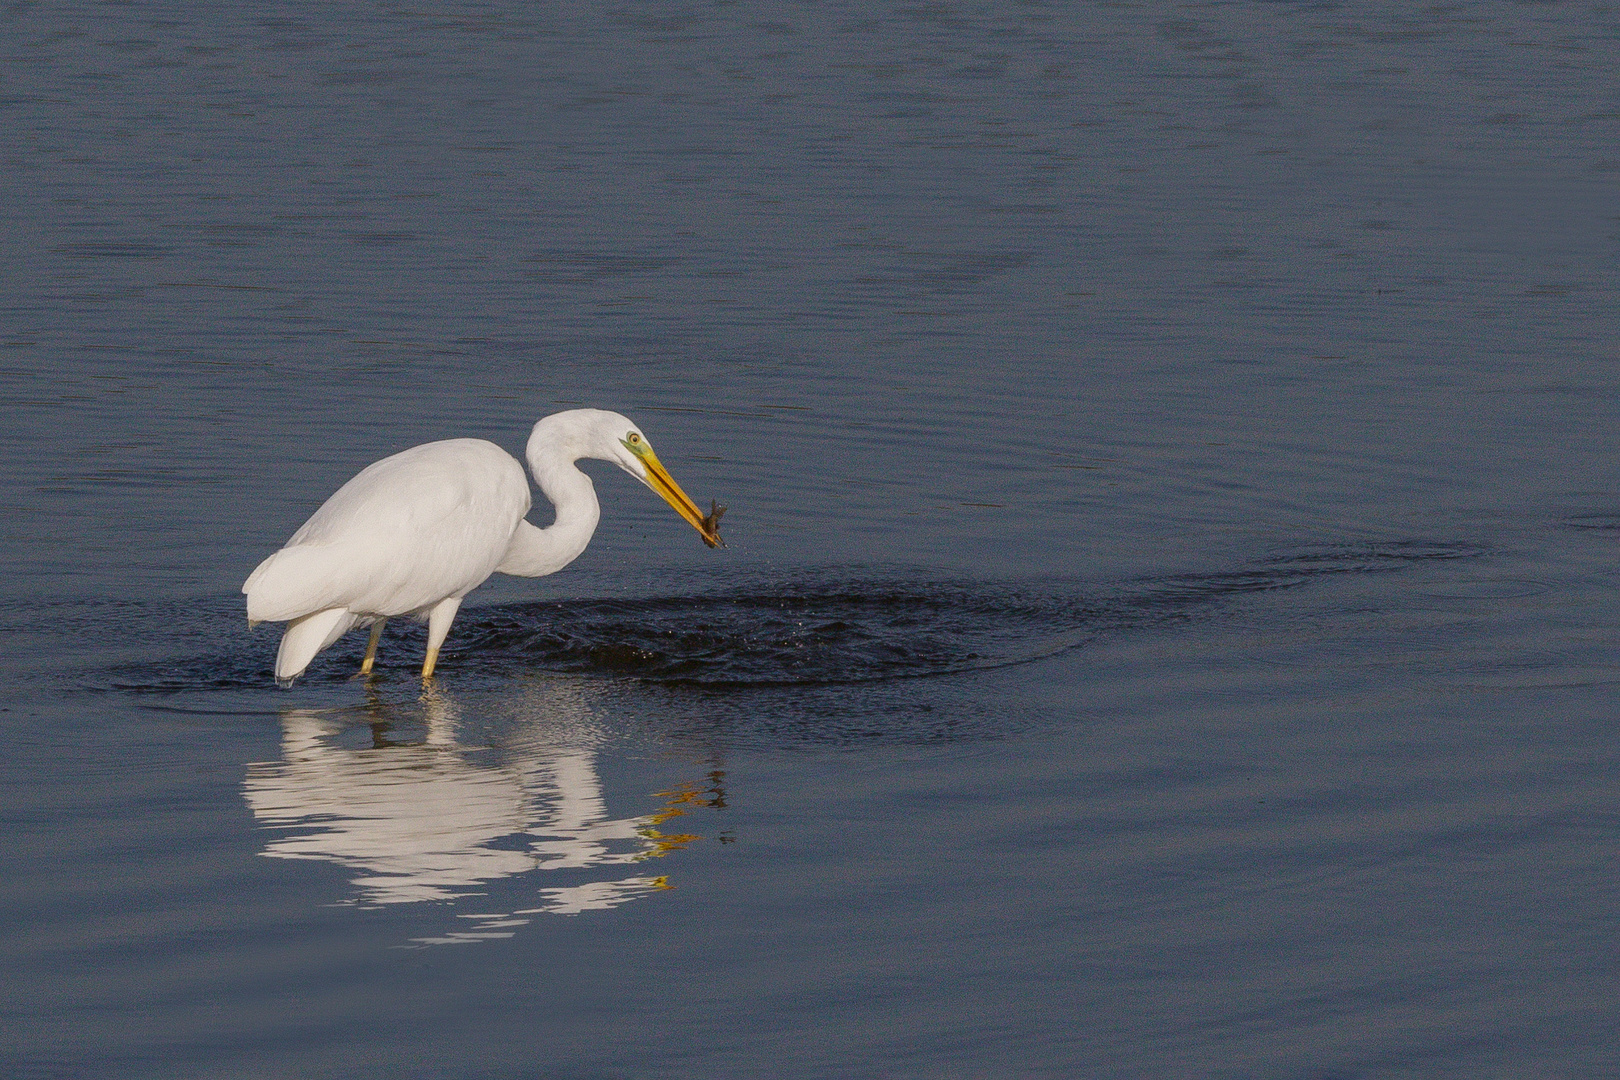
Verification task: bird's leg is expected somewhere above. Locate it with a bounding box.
[421,596,463,681]
[359,619,387,675]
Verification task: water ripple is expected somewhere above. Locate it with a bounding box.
[78,540,1484,697]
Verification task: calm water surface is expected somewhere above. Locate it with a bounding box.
[3,3,1619,1077]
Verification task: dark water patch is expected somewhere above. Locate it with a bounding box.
[79,581,1091,699]
[454,580,1092,688]
[458,545,1483,688]
[1563,511,1620,533]
[75,540,1486,701]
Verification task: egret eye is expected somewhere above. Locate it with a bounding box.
[627,432,641,444]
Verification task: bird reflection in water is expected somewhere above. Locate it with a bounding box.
[241,683,725,944]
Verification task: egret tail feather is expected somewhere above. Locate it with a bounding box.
[275,607,357,681]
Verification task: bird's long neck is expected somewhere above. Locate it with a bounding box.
[495,453,601,578]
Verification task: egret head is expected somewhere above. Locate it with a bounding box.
[527,409,725,548]
[612,422,725,548]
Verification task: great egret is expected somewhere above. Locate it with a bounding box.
[244,409,723,684]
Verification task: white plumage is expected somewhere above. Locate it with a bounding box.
[244,409,723,684]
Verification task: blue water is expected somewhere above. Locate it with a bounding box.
[3,3,1619,1077]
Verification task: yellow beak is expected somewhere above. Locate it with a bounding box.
[640,447,725,548]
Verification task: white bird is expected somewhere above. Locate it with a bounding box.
[243,409,723,684]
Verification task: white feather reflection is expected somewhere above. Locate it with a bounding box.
[242,685,719,939]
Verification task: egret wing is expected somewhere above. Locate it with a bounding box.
[244,440,531,623]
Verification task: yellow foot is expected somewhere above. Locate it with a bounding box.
[359,620,386,675]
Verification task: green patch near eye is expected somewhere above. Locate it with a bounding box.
[620,434,651,458]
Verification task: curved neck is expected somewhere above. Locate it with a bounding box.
[496,456,601,578]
